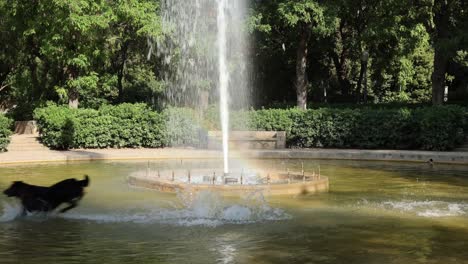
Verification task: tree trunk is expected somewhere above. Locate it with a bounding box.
[432,50,448,105]
[68,88,79,108]
[117,67,124,103]
[66,70,79,108]
[29,59,39,101]
[331,21,351,98]
[296,24,311,110]
[356,59,365,103]
[0,68,10,85]
[332,52,351,98]
[117,41,129,103]
[356,50,369,103]
[198,90,209,113]
[431,0,450,105]
[362,59,368,104]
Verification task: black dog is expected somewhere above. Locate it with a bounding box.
[3,175,90,214]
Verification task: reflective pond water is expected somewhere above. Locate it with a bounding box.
[0,159,467,264]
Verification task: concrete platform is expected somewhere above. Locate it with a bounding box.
[128,169,329,196]
[0,147,467,165]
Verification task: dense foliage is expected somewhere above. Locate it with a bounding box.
[242,106,465,150]
[1,0,467,119]
[2,1,468,152]
[249,0,468,107]
[1,0,163,118]
[34,104,166,149]
[35,104,466,151]
[0,115,12,151]
[163,107,206,148]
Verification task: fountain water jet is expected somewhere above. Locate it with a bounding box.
[217,0,230,175]
[157,0,251,175]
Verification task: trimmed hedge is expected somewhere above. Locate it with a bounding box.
[239,106,465,150]
[34,104,466,151]
[163,107,205,147]
[0,115,13,151]
[34,104,166,149]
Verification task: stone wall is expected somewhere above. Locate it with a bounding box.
[207,131,286,150]
[14,121,38,134]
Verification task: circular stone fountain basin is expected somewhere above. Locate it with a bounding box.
[128,169,329,196]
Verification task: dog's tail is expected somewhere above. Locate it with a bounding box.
[80,175,90,187]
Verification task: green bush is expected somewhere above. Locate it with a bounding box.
[349,108,413,149]
[34,104,467,151]
[413,106,465,150]
[35,105,82,149]
[34,104,166,149]
[230,106,465,150]
[163,107,206,147]
[0,115,13,151]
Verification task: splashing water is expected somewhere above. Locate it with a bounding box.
[0,202,70,222]
[62,190,290,227]
[0,201,22,222]
[380,200,468,218]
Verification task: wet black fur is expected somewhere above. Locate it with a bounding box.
[3,175,90,214]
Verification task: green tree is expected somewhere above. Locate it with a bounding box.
[0,0,163,114]
[42,0,112,108]
[278,0,330,109]
[418,0,468,104]
[250,0,331,110]
[326,0,434,103]
[106,0,161,103]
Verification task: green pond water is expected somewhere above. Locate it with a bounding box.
[0,159,467,264]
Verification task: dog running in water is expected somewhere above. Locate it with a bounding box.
[3,175,90,215]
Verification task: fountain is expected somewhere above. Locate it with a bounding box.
[129,167,329,196]
[136,0,329,195]
[217,0,230,176]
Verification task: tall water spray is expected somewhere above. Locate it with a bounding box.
[217,0,229,174]
[157,0,251,175]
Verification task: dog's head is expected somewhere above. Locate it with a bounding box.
[3,181,26,197]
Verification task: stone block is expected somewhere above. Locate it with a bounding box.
[207,131,287,150]
[14,121,38,134]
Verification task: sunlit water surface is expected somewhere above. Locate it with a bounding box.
[0,159,467,264]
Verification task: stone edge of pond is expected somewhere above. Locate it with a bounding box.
[128,172,329,196]
[0,148,467,165]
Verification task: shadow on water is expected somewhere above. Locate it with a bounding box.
[0,218,87,263]
[246,209,468,264]
[284,159,468,189]
[0,219,175,264]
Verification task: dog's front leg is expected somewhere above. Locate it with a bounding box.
[19,206,27,217]
[59,201,77,213]
[19,200,31,216]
